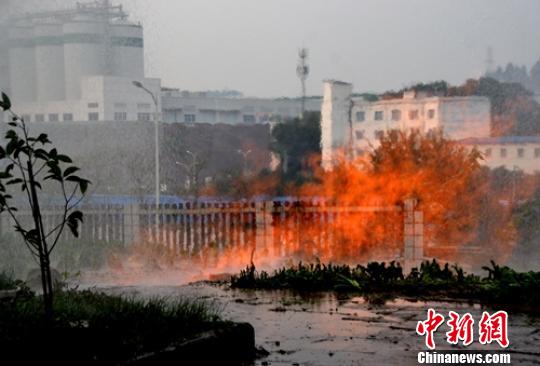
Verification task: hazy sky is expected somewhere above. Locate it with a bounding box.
[10,0,540,98]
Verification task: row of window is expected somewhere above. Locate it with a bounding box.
[356,109,436,122]
[21,112,156,122]
[485,147,540,159]
[21,113,74,122]
[181,114,257,123]
[355,130,384,140]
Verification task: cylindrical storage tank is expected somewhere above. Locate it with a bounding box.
[63,20,106,100]
[35,23,65,101]
[0,26,10,96]
[8,26,37,103]
[110,23,144,78]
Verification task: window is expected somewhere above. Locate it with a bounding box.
[243,115,255,123]
[114,112,127,121]
[391,109,401,121]
[356,111,365,122]
[500,148,507,158]
[374,111,383,121]
[517,148,524,158]
[484,148,492,158]
[115,112,127,121]
[88,102,99,108]
[137,103,151,109]
[356,149,365,157]
[63,113,73,122]
[35,114,45,122]
[21,114,31,122]
[428,109,436,119]
[355,130,364,139]
[114,102,127,109]
[48,114,59,122]
[374,130,384,139]
[88,112,99,121]
[137,113,151,121]
[535,148,540,158]
[184,114,196,123]
[409,110,419,120]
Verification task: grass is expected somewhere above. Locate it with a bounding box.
[0,285,223,364]
[0,271,21,291]
[231,260,540,311]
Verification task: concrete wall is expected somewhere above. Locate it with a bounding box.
[321,80,352,169]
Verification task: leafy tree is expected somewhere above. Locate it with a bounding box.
[0,93,89,318]
[271,111,321,184]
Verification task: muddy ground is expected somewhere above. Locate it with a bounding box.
[92,281,540,366]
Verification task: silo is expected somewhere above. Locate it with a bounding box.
[63,20,106,100]
[0,25,10,96]
[35,23,65,101]
[8,26,37,103]
[110,23,144,78]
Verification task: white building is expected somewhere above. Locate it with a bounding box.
[460,136,540,175]
[321,80,492,169]
[162,89,321,125]
[1,1,161,123]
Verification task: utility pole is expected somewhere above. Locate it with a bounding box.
[132,81,160,241]
[296,48,309,119]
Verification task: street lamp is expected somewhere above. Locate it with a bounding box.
[133,80,160,241]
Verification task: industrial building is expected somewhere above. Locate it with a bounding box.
[0,1,320,125]
[0,1,161,123]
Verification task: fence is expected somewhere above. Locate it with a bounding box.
[0,199,424,264]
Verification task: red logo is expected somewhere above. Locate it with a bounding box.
[478,311,509,348]
[416,309,509,349]
[446,311,474,346]
[416,308,445,350]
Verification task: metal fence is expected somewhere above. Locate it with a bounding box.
[0,199,424,263]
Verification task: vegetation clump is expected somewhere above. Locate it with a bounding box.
[0,284,222,364]
[231,260,540,311]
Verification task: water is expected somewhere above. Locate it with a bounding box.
[94,283,540,366]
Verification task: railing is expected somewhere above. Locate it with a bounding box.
[0,199,424,264]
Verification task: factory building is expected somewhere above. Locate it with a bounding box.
[1,1,320,125]
[0,1,161,122]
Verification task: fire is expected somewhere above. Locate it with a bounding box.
[100,130,538,285]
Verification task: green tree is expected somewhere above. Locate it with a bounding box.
[271,111,321,184]
[0,93,89,318]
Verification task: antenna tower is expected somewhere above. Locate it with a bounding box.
[296,48,309,118]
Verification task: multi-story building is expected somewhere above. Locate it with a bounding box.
[460,136,540,175]
[321,80,492,169]
[161,89,321,125]
[1,1,321,125]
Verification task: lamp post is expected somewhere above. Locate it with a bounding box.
[133,81,160,241]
